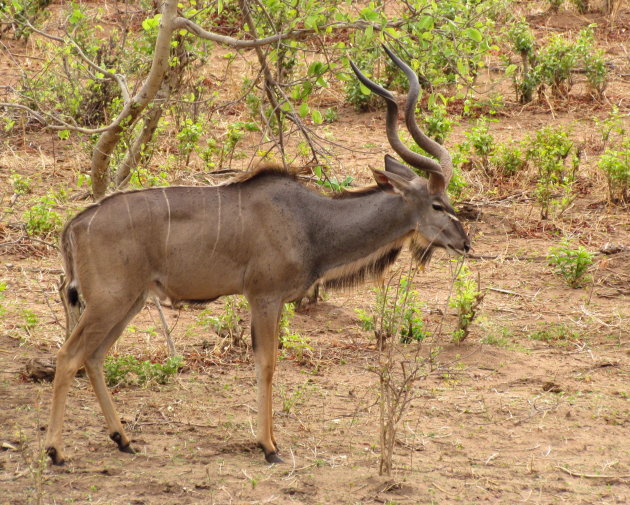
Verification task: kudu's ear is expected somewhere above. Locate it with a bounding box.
[384,154,417,181]
[372,168,413,195]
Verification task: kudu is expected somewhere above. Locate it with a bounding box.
[45,47,470,465]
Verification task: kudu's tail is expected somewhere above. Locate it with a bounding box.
[60,223,80,307]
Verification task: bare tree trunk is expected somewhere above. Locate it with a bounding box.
[91,0,178,199]
[115,102,165,188]
[115,31,191,189]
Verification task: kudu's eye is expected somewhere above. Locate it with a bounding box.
[432,203,444,212]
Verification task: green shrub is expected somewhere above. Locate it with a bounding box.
[508,24,607,103]
[199,296,248,348]
[22,194,64,237]
[104,355,183,387]
[535,33,579,97]
[357,275,429,346]
[345,49,381,111]
[525,126,578,219]
[449,264,484,343]
[490,143,526,177]
[595,106,625,148]
[424,102,455,145]
[547,239,594,288]
[10,172,32,195]
[598,144,629,204]
[128,167,170,188]
[464,117,494,172]
[507,20,537,103]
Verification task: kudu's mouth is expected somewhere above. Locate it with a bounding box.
[445,242,471,256]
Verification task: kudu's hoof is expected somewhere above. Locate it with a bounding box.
[110,432,135,454]
[264,451,285,464]
[46,446,65,466]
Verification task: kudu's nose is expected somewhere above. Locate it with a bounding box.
[463,242,471,254]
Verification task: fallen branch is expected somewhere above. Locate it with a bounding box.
[557,466,630,480]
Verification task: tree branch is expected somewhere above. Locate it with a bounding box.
[22,19,130,101]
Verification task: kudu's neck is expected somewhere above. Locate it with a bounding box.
[312,190,414,270]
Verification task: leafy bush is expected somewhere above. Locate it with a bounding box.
[345,51,380,111]
[356,275,428,346]
[598,144,629,204]
[525,126,578,219]
[490,143,526,177]
[177,119,204,166]
[507,20,537,103]
[104,355,183,387]
[16,3,127,127]
[128,167,170,188]
[507,24,608,102]
[595,106,625,149]
[203,121,259,169]
[280,332,313,363]
[464,117,494,172]
[277,303,312,363]
[10,172,32,195]
[199,296,249,348]
[547,239,594,288]
[447,163,468,200]
[535,33,579,98]
[449,264,484,343]
[346,0,505,110]
[1,0,51,41]
[313,166,354,192]
[424,102,455,145]
[22,194,64,237]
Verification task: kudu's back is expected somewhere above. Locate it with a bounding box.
[62,175,316,310]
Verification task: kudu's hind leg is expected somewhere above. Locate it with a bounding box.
[83,294,146,455]
[45,314,90,465]
[45,299,142,465]
[249,298,284,464]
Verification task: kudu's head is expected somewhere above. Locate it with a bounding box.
[350,47,470,260]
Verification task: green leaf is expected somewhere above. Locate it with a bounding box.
[464,28,483,43]
[359,83,371,96]
[308,61,326,76]
[364,24,374,41]
[360,7,381,23]
[417,15,434,31]
[311,109,323,124]
[299,103,310,117]
[457,59,467,76]
[305,15,319,31]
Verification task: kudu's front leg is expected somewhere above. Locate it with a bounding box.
[249,298,284,464]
